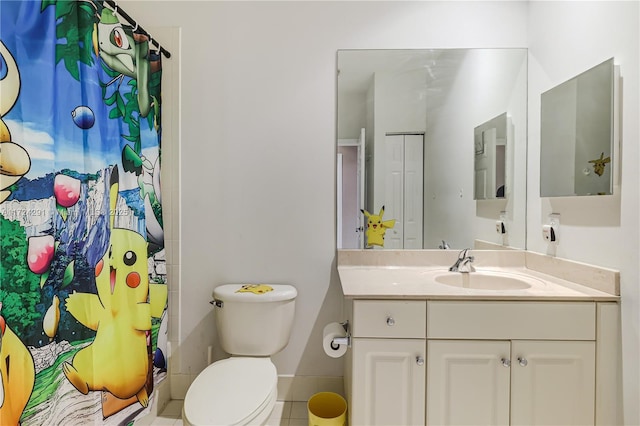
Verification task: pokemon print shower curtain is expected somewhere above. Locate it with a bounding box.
[0,1,168,424]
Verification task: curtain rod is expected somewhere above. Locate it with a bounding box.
[103,0,172,59]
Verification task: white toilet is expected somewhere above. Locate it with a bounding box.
[182,284,297,426]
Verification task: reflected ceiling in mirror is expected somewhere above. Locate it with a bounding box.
[540,58,615,197]
[337,49,528,250]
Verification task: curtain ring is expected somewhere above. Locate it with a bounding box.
[132,21,139,32]
[112,1,118,15]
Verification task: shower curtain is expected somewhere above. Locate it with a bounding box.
[0,1,168,424]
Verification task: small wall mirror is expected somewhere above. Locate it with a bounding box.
[474,113,509,200]
[540,58,615,197]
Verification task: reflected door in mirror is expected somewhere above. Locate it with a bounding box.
[381,134,424,249]
[338,129,366,248]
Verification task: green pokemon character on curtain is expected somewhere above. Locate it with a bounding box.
[0,2,168,424]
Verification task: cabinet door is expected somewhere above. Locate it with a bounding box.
[427,340,511,426]
[511,340,595,426]
[351,338,426,425]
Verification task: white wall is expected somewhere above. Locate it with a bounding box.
[125,4,640,421]
[337,91,366,140]
[121,0,529,398]
[527,2,639,424]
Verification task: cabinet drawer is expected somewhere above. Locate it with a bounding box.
[353,300,426,338]
[427,301,595,340]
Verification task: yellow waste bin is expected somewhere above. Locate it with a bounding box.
[307,392,347,426]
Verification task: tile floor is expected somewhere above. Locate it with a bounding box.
[150,400,309,425]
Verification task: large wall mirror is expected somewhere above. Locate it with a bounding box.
[337,48,528,250]
[540,58,615,197]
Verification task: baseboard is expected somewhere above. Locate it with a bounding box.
[277,375,344,402]
[166,372,344,402]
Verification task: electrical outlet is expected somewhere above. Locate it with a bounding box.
[548,213,560,228]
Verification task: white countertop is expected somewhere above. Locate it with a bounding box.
[337,250,619,301]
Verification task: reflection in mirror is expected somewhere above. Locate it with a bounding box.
[337,49,528,250]
[540,58,615,197]
[474,113,509,200]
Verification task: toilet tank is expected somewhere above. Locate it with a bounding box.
[212,284,297,356]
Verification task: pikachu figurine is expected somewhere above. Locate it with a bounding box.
[63,166,153,407]
[361,206,396,248]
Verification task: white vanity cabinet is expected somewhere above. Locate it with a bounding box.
[510,340,595,425]
[348,300,427,425]
[426,301,599,425]
[346,299,620,426]
[427,340,512,425]
[427,339,595,425]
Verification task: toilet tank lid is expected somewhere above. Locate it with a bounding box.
[213,284,297,302]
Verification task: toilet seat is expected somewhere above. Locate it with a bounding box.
[183,357,277,426]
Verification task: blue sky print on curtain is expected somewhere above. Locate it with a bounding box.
[0,1,168,424]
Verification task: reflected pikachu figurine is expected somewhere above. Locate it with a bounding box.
[361,206,396,248]
[63,166,152,407]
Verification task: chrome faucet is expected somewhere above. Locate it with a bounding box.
[438,240,450,250]
[449,248,475,273]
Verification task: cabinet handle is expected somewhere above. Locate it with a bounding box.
[518,357,528,367]
[416,356,425,366]
[386,317,395,326]
[501,357,511,367]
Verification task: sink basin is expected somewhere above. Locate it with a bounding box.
[433,271,536,290]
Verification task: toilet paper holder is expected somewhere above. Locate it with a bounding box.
[331,321,351,349]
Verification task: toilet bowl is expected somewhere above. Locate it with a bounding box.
[182,284,297,426]
[182,357,277,426]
